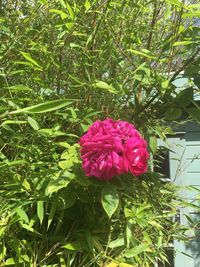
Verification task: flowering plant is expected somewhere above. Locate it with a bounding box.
[79,118,149,180]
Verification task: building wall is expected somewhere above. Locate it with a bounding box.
[166,122,200,267]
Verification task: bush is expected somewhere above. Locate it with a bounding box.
[0,0,199,266]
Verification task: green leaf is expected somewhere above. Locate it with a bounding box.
[165,107,182,121]
[80,123,89,132]
[161,80,169,89]
[149,136,157,154]
[0,159,27,169]
[126,219,133,248]
[48,199,58,229]
[94,81,118,94]
[49,9,68,19]
[37,201,44,225]
[175,88,193,107]
[127,49,155,59]
[66,1,74,20]
[7,85,32,91]
[59,0,67,8]
[45,171,74,196]
[28,116,40,130]
[22,179,31,191]
[134,63,151,84]
[15,207,29,224]
[164,0,183,8]
[59,144,81,169]
[108,237,125,248]
[1,120,27,126]
[20,223,41,235]
[58,186,77,210]
[10,99,74,114]
[173,41,196,46]
[62,243,81,251]
[20,52,42,69]
[4,258,24,265]
[38,128,67,137]
[124,243,150,258]
[149,220,163,229]
[182,9,200,18]
[0,226,6,238]
[84,0,91,11]
[187,107,200,124]
[38,0,47,3]
[101,184,119,218]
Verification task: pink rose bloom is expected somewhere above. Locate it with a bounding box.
[124,137,149,176]
[79,118,149,180]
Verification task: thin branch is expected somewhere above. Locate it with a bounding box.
[147,0,158,50]
[170,46,200,82]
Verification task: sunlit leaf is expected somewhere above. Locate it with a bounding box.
[10,99,74,114]
[7,85,32,91]
[28,116,40,130]
[173,41,198,46]
[94,81,118,94]
[101,184,119,218]
[15,208,29,224]
[49,9,68,19]
[127,49,155,59]
[37,201,44,225]
[20,52,42,69]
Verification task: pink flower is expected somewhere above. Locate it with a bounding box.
[79,118,149,180]
[124,137,149,176]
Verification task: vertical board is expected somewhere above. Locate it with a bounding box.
[169,130,200,267]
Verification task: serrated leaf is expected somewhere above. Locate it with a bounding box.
[101,184,119,218]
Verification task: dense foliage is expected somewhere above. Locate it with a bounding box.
[0,0,200,266]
